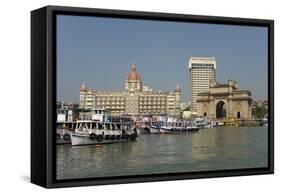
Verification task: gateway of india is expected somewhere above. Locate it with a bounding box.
[189,56,252,119]
[79,63,181,116]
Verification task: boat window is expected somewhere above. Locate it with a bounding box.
[123,125,128,130]
[92,122,97,129]
[116,124,121,130]
[77,123,86,132]
[82,123,87,129]
[105,123,110,130]
[98,123,103,129]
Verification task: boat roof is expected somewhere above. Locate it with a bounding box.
[76,120,132,124]
[56,121,76,124]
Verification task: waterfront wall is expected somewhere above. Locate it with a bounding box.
[238,119,261,126]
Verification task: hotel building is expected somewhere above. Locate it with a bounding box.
[80,63,181,116]
[188,56,216,113]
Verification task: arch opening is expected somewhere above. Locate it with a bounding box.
[216,101,226,119]
[237,111,241,119]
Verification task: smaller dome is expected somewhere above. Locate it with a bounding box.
[80,81,87,92]
[127,63,141,81]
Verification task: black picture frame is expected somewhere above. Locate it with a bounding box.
[31,5,274,188]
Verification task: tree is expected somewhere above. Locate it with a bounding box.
[252,106,267,118]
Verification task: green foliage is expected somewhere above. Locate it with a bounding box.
[252,106,267,118]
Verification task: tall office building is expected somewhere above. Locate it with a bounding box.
[188,56,216,113]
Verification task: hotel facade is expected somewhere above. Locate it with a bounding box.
[80,63,181,116]
[189,56,216,113]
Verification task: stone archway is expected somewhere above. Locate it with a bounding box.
[216,101,226,119]
[196,80,252,119]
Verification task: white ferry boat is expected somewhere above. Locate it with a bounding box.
[56,121,76,144]
[149,122,162,134]
[56,108,76,144]
[70,119,138,146]
[135,117,151,135]
[159,122,200,134]
[136,126,150,135]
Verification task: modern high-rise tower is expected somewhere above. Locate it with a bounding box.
[188,56,216,113]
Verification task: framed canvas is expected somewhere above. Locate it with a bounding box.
[31,5,274,188]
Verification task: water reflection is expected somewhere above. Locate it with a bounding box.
[57,127,268,180]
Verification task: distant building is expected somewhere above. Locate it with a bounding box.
[80,63,181,116]
[180,102,189,111]
[197,80,252,119]
[188,56,216,113]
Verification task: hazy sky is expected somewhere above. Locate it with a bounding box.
[57,15,268,103]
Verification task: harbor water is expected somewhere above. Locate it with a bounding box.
[56,126,268,180]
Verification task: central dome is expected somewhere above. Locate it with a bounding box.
[127,63,141,80]
[80,81,87,92]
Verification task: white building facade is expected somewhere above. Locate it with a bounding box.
[189,56,216,113]
[80,63,181,116]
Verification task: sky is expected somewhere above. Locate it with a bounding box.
[57,15,268,104]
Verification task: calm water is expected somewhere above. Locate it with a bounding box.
[56,127,268,180]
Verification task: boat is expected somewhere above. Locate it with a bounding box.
[56,107,76,144]
[135,120,151,135]
[159,123,200,134]
[136,127,150,134]
[187,125,200,132]
[56,121,76,144]
[261,118,268,127]
[149,122,162,134]
[159,126,183,134]
[149,126,161,134]
[70,119,137,146]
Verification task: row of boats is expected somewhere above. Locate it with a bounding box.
[136,119,223,134]
[56,108,224,146]
[57,119,221,146]
[137,122,200,134]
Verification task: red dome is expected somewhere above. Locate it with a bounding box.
[80,87,87,92]
[127,63,141,80]
[80,81,87,92]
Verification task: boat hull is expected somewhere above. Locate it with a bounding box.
[56,128,72,144]
[136,127,150,135]
[149,126,161,134]
[160,128,183,134]
[187,127,200,132]
[160,127,200,134]
[70,133,137,146]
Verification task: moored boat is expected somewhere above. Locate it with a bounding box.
[149,121,162,134]
[56,121,76,144]
[70,119,137,146]
[159,124,200,134]
[186,125,200,132]
[136,127,150,134]
[135,120,151,135]
[149,126,161,134]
